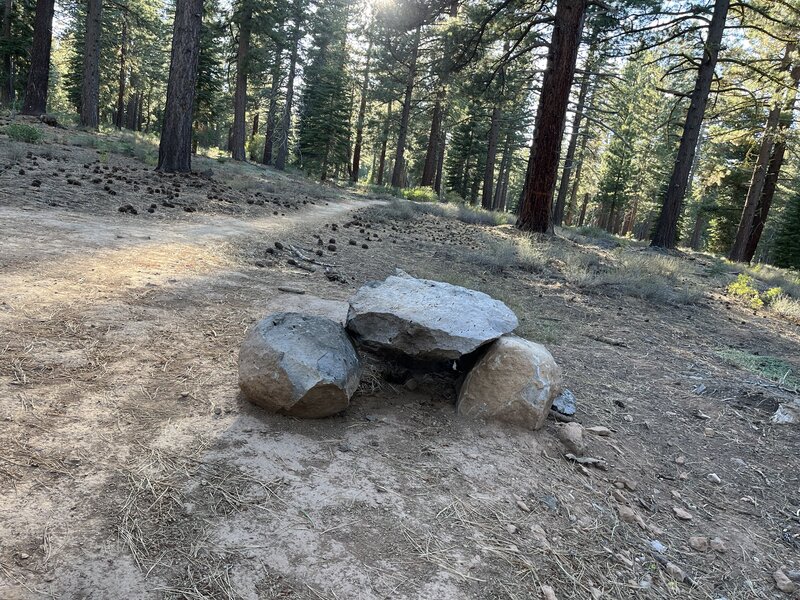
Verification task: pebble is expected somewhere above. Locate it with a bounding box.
[541,585,557,600]
[585,425,611,436]
[707,473,721,484]
[675,455,686,465]
[774,570,796,594]
[557,422,585,455]
[688,536,709,551]
[710,537,727,553]
[618,505,638,523]
[649,539,667,553]
[672,506,693,521]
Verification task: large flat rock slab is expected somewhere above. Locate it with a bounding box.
[238,312,361,418]
[346,272,518,360]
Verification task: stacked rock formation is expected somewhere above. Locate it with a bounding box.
[238,271,563,427]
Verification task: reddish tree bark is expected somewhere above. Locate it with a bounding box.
[21,0,55,115]
[79,0,102,128]
[517,0,588,233]
[391,24,421,188]
[351,35,373,182]
[231,4,253,161]
[651,0,729,248]
[156,0,203,173]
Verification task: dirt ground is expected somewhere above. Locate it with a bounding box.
[1,132,799,600]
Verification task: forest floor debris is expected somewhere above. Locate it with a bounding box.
[0,131,799,599]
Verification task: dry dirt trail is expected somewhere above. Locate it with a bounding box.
[1,147,799,600]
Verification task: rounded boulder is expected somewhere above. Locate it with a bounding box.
[457,335,562,430]
[238,312,361,418]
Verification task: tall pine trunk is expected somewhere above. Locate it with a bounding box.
[1,0,15,105]
[262,57,282,165]
[421,93,444,187]
[492,133,512,210]
[21,0,55,115]
[156,0,203,173]
[231,5,253,161]
[481,104,501,209]
[391,24,420,188]
[577,193,590,226]
[434,125,446,195]
[517,0,588,233]
[114,20,127,128]
[351,35,373,182]
[80,0,102,128]
[729,43,795,262]
[651,0,729,248]
[729,102,782,261]
[553,34,596,226]
[377,101,391,185]
[744,62,800,262]
[276,18,301,171]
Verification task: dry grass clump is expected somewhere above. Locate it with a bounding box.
[369,199,515,227]
[770,295,800,322]
[566,249,701,304]
[746,263,800,298]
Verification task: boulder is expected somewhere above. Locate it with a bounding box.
[238,313,361,418]
[457,335,562,430]
[346,272,518,360]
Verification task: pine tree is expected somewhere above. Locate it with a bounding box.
[297,0,352,180]
[773,194,800,270]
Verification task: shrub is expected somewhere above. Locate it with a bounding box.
[4,123,42,143]
[727,274,764,309]
[403,186,439,202]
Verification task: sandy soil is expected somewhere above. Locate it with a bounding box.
[1,134,799,600]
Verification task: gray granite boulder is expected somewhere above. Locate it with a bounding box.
[346,272,518,360]
[238,313,361,418]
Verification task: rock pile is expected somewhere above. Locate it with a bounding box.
[238,271,562,428]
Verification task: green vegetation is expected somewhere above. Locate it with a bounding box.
[4,123,43,144]
[402,187,439,203]
[717,347,799,391]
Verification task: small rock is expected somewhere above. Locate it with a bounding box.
[688,536,709,551]
[673,506,693,521]
[585,425,611,436]
[623,414,633,422]
[710,537,727,553]
[274,241,284,250]
[704,427,715,437]
[541,585,557,600]
[551,389,576,416]
[675,456,686,465]
[515,498,531,513]
[505,523,518,535]
[557,422,585,455]
[649,540,667,553]
[774,570,796,594]
[618,505,638,524]
[19,553,30,560]
[665,562,685,581]
[614,477,637,491]
[707,473,721,484]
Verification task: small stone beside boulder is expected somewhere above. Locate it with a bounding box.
[238,312,361,418]
[346,271,518,360]
[456,335,562,430]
